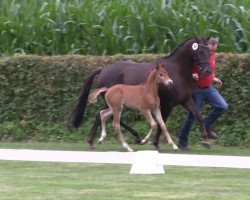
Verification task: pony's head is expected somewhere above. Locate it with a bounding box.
[191,36,211,76]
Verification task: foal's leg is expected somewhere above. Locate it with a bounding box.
[99,108,113,144]
[87,103,109,148]
[153,106,172,150]
[154,108,178,150]
[140,110,158,144]
[112,108,133,152]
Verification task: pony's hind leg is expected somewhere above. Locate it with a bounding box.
[87,111,100,149]
[154,108,178,150]
[87,105,108,149]
[120,121,142,144]
[99,108,113,144]
[112,108,133,152]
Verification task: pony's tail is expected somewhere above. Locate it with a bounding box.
[89,87,108,104]
[67,67,102,129]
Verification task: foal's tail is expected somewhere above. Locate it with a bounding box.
[89,87,108,104]
[67,68,102,129]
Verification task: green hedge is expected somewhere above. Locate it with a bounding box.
[0,54,249,146]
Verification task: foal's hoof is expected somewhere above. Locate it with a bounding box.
[98,140,103,144]
[140,140,147,145]
[201,141,211,149]
[135,138,142,144]
[173,146,179,151]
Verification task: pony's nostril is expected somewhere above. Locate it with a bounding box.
[205,70,211,75]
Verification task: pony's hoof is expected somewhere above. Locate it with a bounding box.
[88,143,96,149]
[201,142,211,149]
[154,145,160,151]
[152,141,160,151]
[87,140,96,149]
[135,138,142,144]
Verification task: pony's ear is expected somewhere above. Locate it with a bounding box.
[206,35,211,41]
[193,32,199,42]
[155,64,160,70]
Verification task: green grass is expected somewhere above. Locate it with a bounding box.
[0,142,249,199]
[0,161,250,200]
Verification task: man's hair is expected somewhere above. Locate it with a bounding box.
[208,37,219,45]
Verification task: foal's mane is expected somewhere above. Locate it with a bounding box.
[141,65,157,85]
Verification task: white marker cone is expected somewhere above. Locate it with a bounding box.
[130,150,165,174]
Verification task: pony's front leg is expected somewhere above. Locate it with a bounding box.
[113,109,133,152]
[183,98,210,149]
[99,108,113,144]
[154,108,178,150]
[141,110,157,144]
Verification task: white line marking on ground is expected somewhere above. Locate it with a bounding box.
[0,149,250,169]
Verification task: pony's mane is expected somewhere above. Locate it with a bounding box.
[165,37,193,59]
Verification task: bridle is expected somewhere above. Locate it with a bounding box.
[194,44,210,71]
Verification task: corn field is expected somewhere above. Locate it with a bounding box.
[0,0,250,56]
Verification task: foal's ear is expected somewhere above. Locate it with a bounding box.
[155,63,164,70]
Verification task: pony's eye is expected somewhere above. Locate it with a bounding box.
[159,73,163,76]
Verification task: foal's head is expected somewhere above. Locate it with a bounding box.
[155,63,173,86]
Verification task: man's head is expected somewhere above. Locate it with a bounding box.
[208,37,218,53]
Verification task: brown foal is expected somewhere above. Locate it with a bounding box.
[89,63,178,152]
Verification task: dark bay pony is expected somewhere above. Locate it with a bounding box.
[68,36,212,149]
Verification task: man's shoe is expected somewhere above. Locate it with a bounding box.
[177,144,191,151]
[206,128,218,139]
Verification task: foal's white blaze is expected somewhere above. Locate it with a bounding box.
[164,79,173,85]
